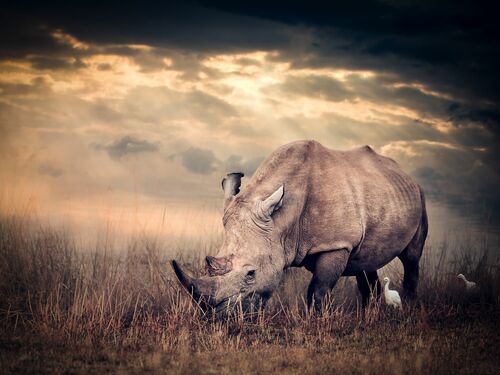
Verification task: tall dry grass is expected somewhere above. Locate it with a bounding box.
[0,214,499,373]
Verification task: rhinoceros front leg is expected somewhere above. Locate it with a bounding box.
[306,250,350,312]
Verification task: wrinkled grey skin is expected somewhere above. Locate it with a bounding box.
[172,140,428,316]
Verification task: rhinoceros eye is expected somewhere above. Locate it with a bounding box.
[245,270,256,284]
[243,266,257,283]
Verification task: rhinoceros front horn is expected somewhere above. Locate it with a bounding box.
[170,260,218,308]
[171,260,195,292]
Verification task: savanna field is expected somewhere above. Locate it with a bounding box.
[1,206,499,375]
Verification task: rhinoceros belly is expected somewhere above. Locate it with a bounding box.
[343,169,423,274]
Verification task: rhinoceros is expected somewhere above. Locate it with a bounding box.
[172,140,428,314]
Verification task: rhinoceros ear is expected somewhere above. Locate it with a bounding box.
[260,185,284,217]
[222,172,244,209]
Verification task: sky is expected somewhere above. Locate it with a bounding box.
[1,1,499,246]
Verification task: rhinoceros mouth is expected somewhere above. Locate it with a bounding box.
[212,293,266,317]
[171,260,264,317]
[171,260,226,307]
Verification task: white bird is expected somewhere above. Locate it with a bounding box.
[383,277,402,309]
[457,274,477,291]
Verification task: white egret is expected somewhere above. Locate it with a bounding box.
[457,274,477,291]
[383,277,402,309]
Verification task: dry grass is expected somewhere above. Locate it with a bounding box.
[0,214,499,374]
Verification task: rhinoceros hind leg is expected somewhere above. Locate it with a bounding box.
[398,206,428,300]
[306,250,349,312]
[399,254,420,300]
[355,271,381,307]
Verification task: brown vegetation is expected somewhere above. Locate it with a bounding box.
[0,215,499,374]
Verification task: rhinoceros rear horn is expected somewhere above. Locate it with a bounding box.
[259,185,284,217]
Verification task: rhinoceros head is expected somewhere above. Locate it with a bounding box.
[171,172,286,317]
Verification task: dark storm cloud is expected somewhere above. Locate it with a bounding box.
[207,1,500,100]
[29,56,87,71]
[272,73,457,122]
[345,75,454,118]
[96,63,112,71]
[0,77,49,96]
[322,112,447,147]
[278,75,353,102]
[95,136,159,160]
[1,1,292,58]
[448,103,500,135]
[224,154,265,176]
[170,148,264,176]
[3,1,498,108]
[415,153,500,221]
[180,147,218,175]
[381,139,500,222]
[38,163,64,178]
[0,10,66,59]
